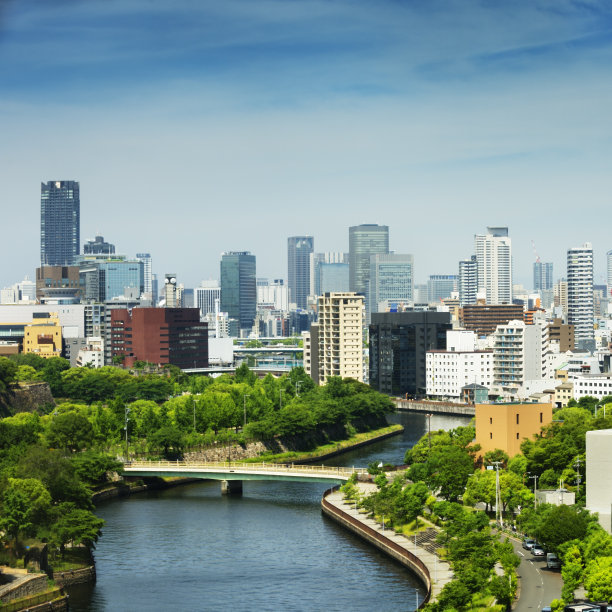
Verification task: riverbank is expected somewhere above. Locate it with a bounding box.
[321,483,453,607]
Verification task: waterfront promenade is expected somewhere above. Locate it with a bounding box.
[322,483,453,606]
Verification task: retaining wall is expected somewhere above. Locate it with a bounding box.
[321,487,431,607]
[394,399,475,416]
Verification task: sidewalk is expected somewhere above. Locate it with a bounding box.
[324,485,453,603]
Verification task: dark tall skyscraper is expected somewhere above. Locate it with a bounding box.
[220,251,256,331]
[41,180,80,266]
[287,236,313,309]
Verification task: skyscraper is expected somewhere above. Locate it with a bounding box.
[40,180,80,266]
[220,251,256,331]
[607,250,612,298]
[474,227,512,305]
[287,236,313,309]
[136,253,153,296]
[458,256,478,306]
[533,262,553,291]
[567,243,594,351]
[310,252,347,297]
[427,274,458,303]
[369,254,414,313]
[349,224,389,295]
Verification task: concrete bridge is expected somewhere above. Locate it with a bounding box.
[124,460,368,494]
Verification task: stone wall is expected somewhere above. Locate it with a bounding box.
[51,565,96,587]
[0,573,48,603]
[9,382,55,413]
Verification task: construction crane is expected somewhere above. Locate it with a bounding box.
[531,240,541,263]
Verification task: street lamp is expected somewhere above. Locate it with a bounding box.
[489,461,502,527]
[426,413,433,450]
[124,407,131,463]
[528,473,538,509]
[279,388,283,409]
[296,381,302,396]
[243,394,250,428]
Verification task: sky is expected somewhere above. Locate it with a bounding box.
[1,0,612,291]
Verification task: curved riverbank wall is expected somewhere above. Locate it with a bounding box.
[321,486,453,607]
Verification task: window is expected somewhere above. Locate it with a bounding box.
[516,413,519,425]
[489,417,493,424]
[540,412,543,423]
[516,433,519,440]
[489,432,492,439]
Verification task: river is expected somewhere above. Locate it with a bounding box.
[67,411,470,611]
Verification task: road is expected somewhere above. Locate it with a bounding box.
[510,537,563,611]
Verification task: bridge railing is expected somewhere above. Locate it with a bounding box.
[125,460,367,477]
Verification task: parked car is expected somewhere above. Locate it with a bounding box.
[522,538,537,550]
[546,552,561,569]
[532,544,546,557]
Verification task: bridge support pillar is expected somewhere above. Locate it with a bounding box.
[221,480,243,495]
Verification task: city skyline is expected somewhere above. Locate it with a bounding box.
[1,1,612,289]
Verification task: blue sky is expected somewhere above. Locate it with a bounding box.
[1,0,612,290]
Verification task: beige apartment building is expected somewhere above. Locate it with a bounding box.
[304,292,364,384]
[475,402,553,459]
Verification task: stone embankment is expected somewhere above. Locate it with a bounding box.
[395,398,475,416]
[322,484,453,607]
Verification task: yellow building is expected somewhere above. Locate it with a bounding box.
[475,402,553,459]
[23,312,62,359]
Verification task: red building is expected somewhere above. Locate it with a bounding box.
[111,308,208,369]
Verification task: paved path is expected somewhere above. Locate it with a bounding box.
[510,538,562,611]
[325,484,454,602]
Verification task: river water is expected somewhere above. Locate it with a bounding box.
[67,411,470,611]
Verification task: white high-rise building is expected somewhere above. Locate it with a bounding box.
[567,243,594,351]
[257,279,288,311]
[492,319,550,398]
[136,253,152,296]
[474,227,512,305]
[195,281,221,317]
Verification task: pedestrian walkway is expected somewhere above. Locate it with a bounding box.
[323,484,453,603]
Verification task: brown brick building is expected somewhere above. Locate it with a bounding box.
[111,308,208,369]
[461,304,524,336]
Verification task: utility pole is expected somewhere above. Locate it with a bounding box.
[279,388,283,410]
[243,394,250,428]
[490,461,502,527]
[574,457,582,490]
[529,474,538,509]
[296,381,302,396]
[427,413,432,450]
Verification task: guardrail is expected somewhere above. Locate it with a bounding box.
[125,460,367,477]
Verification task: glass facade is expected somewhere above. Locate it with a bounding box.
[40,180,80,266]
[220,252,256,331]
[287,236,313,309]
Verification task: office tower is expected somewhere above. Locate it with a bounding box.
[474,227,512,305]
[348,224,389,295]
[459,256,478,306]
[256,279,288,311]
[164,274,179,308]
[195,281,221,317]
[306,292,364,384]
[151,274,159,306]
[607,250,612,297]
[427,274,458,303]
[369,254,414,314]
[136,253,153,295]
[84,235,115,256]
[220,251,256,332]
[567,243,594,351]
[310,252,347,297]
[319,263,349,295]
[369,310,451,396]
[533,262,553,291]
[40,180,80,266]
[77,254,144,302]
[287,236,313,309]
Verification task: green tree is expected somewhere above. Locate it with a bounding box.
[483,448,509,468]
[49,502,105,558]
[426,444,474,502]
[70,450,123,485]
[534,504,596,553]
[561,544,583,603]
[0,477,51,549]
[584,556,612,601]
[0,356,18,393]
[46,411,95,453]
[148,426,186,459]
